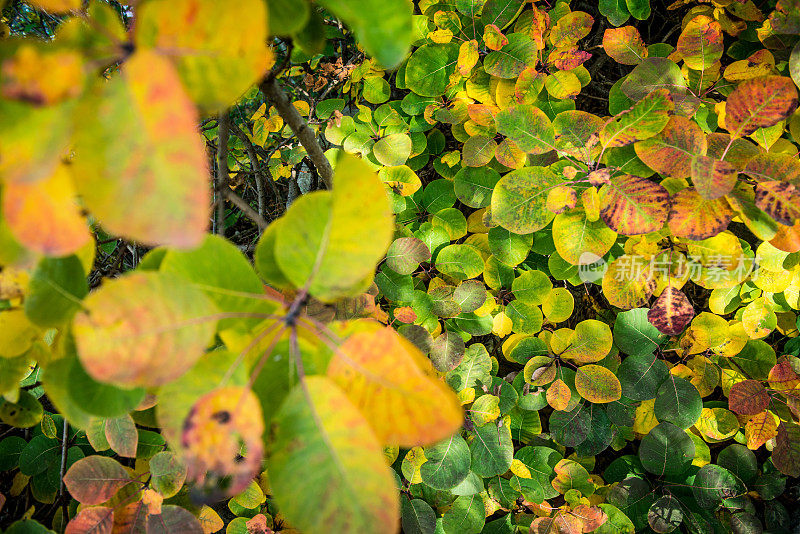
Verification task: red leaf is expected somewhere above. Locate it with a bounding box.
[729,380,770,415]
[63,456,133,505]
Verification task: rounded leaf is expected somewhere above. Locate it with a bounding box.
[575,364,622,403]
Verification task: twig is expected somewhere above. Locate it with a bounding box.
[215,112,230,235]
[221,188,269,231]
[229,121,282,216]
[58,417,68,497]
[260,77,334,189]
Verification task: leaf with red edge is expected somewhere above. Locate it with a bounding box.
[599,174,670,235]
[755,181,800,226]
[745,411,777,450]
[483,24,508,50]
[72,50,209,248]
[773,422,800,477]
[65,506,114,534]
[548,47,592,70]
[181,387,264,498]
[634,116,706,179]
[676,15,723,71]
[725,76,799,138]
[63,456,132,505]
[328,327,463,446]
[603,26,648,65]
[729,380,770,415]
[668,187,733,240]
[1,163,90,257]
[691,155,738,200]
[648,286,695,335]
[600,89,673,148]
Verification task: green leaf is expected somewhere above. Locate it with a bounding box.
[374,133,412,166]
[600,88,673,148]
[267,376,399,533]
[617,352,669,401]
[317,0,413,68]
[692,464,747,510]
[405,43,459,97]
[162,234,277,330]
[654,375,702,428]
[67,356,146,418]
[484,33,538,78]
[495,105,555,155]
[420,434,471,490]
[401,498,436,534]
[454,167,501,208]
[469,419,513,477]
[613,308,667,358]
[436,244,484,280]
[638,422,694,476]
[442,494,485,534]
[550,404,590,447]
[274,154,393,302]
[491,166,560,234]
[24,255,87,327]
[0,390,43,428]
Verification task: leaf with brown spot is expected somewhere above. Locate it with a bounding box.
[745,411,777,450]
[691,155,738,200]
[548,47,592,70]
[462,135,497,167]
[729,380,770,415]
[648,286,695,335]
[755,181,800,226]
[668,187,733,240]
[725,76,799,138]
[600,89,673,148]
[743,152,800,185]
[634,116,707,179]
[181,387,264,498]
[599,174,670,235]
[327,327,462,447]
[547,378,571,411]
[575,364,622,403]
[603,26,648,65]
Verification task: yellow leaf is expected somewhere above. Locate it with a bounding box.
[0,43,83,104]
[0,310,40,359]
[135,0,272,112]
[327,326,463,446]
[633,399,658,434]
[547,378,571,411]
[574,364,622,403]
[197,505,224,534]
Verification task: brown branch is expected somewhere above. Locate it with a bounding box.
[259,77,333,189]
[215,112,230,235]
[221,187,269,231]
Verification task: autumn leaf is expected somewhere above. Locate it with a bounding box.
[725,76,799,138]
[603,26,648,65]
[648,286,695,335]
[327,326,463,447]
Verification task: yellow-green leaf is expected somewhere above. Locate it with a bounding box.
[575,364,622,403]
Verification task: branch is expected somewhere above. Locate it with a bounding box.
[221,187,269,231]
[260,77,333,189]
[215,112,230,235]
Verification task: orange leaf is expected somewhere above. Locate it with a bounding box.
[547,378,571,411]
[725,76,799,138]
[745,411,777,449]
[755,181,800,226]
[327,326,463,446]
[634,116,706,179]
[2,163,90,256]
[603,26,648,65]
[599,174,670,235]
[668,187,733,240]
